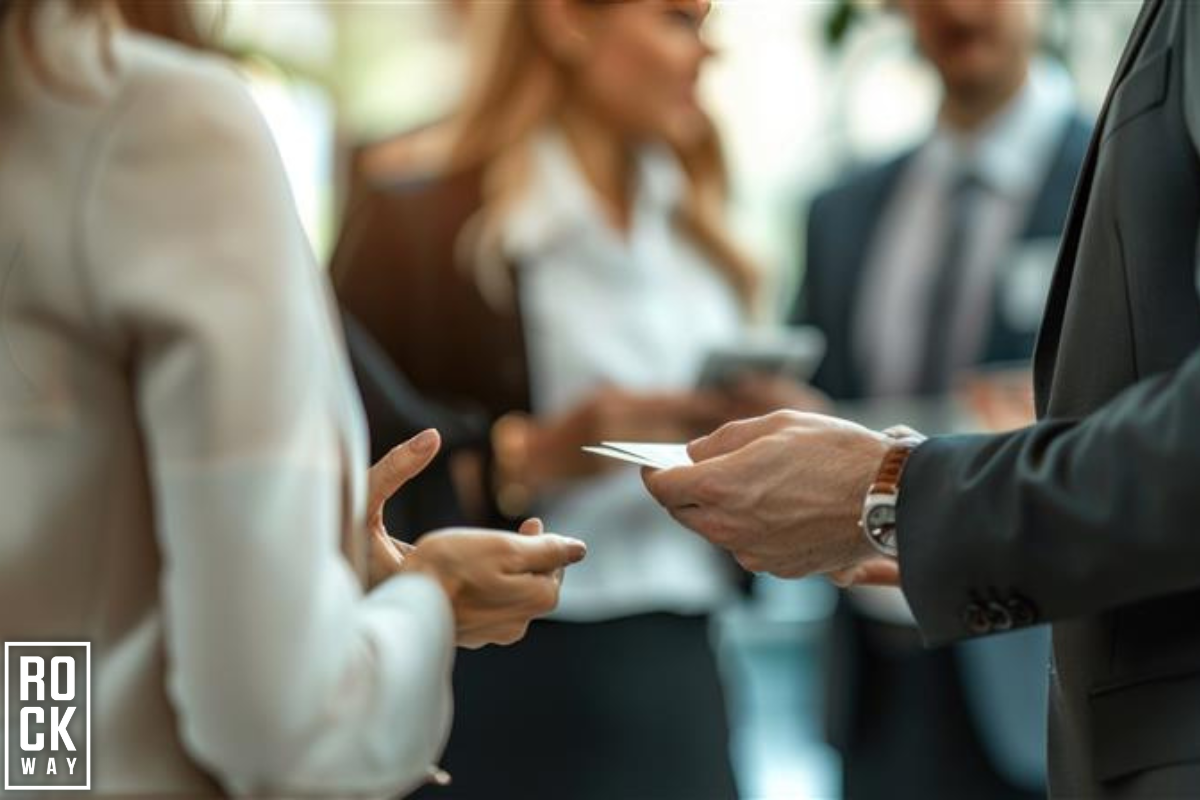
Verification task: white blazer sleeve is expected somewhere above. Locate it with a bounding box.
[77,52,454,797]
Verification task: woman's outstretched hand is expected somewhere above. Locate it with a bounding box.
[365,429,587,647]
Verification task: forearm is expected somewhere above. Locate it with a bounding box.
[897,348,1200,645]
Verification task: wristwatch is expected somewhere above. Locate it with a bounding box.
[859,428,926,558]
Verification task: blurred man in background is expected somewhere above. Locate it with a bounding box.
[794,1,1090,797]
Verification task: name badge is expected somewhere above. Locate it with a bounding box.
[999,238,1060,333]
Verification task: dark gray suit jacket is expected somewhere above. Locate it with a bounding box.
[898,1,1200,795]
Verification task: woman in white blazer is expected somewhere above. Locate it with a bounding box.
[0,2,585,797]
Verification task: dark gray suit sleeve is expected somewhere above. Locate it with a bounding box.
[1187,1,1200,284]
[897,343,1200,645]
[1187,1,1200,156]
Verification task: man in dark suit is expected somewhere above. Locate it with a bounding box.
[796,2,1090,797]
[644,0,1200,795]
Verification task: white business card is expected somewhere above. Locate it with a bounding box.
[582,441,693,470]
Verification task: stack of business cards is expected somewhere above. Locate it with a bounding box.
[581,442,693,470]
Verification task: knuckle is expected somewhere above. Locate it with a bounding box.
[694,475,727,505]
[712,419,741,439]
[767,409,801,426]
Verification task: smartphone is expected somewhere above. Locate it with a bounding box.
[697,327,827,390]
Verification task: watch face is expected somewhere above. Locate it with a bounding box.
[866,505,896,531]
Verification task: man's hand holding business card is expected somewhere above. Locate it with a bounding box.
[636,410,900,586]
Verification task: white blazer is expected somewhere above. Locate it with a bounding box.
[0,6,453,797]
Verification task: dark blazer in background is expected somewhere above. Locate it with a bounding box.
[334,167,531,425]
[898,0,1200,796]
[333,164,531,533]
[794,93,1091,799]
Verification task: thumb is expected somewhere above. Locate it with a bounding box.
[507,533,587,573]
[368,429,441,515]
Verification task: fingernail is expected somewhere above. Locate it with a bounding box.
[426,766,452,787]
[410,429,438,454]
[564,539,587,564]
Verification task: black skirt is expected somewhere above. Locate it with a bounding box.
[415,612,739,800]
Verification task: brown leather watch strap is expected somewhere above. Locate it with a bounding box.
[868,437,923,496]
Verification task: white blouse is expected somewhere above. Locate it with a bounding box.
[505,129,745,621]
[0,7,453,796]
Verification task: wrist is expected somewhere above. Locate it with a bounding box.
[399,547,463,606]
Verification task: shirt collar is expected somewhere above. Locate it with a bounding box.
[503,126,686,260]
[923,58,1077,199]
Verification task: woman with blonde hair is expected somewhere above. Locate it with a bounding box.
[335,1,758,796]
[0,0,586,795]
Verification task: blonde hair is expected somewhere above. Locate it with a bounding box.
[0,1,205,86]
[1,0,109,81]
[443,0,759,310]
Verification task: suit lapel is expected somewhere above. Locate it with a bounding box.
[1032,0,1165,417]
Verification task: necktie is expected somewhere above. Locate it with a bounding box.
[915,170,983,395]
